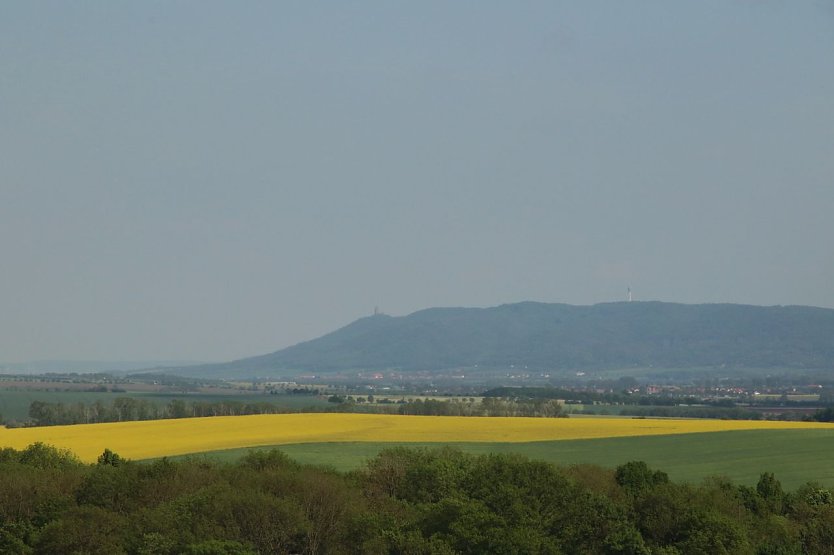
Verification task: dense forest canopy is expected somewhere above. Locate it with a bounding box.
[1,443,834,554]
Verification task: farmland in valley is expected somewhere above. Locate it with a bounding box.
[2,413,834,477]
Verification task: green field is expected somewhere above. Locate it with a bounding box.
[166,429,834,490]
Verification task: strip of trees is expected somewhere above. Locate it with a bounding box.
[25,398,301,427]
[25,392,828,427]
[22,396,566,427]
[396,397,565,417]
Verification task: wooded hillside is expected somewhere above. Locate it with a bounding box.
[168,302,834,377]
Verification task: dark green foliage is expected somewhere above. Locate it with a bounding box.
[182,540,257,554]
[35,505,129,555]
[802,487,833,507]
[483,386,592,400]
[615,461,669,493]
[365,449,648,553]
[18,442,81,469]
[394,396,565,417]
[808,406,834,422]
[0,522,35,554]
[238,448,298,471]
[97,448,124,466]
[0,443,833,553]
[76,463,141,513]
[483,387,763,420]
[26,397,306,427]
[619,405,762,420]
[0,447,18,463]
[758,472,786,513]
[158,483,309,553]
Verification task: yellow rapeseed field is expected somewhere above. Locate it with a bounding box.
[2,413,833,462]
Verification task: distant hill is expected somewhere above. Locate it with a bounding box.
[0,360,205,375]
[161,302,834,378]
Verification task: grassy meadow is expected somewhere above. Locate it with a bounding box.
[239,428,834,489]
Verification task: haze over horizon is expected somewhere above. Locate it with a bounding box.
[2,2,832,362]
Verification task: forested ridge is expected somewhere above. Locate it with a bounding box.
[1,443,834,554]
[169,301,834,377]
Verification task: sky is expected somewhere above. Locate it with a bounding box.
[1,1,833,362]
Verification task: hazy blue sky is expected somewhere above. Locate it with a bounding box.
[1,2,833,362]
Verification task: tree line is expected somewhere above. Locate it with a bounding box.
[20,396,567,427]
[23,393,830,428]
[482,386,817,420]
[24,398,304,427]
[395,397,565,417]
[1,443,834,553]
